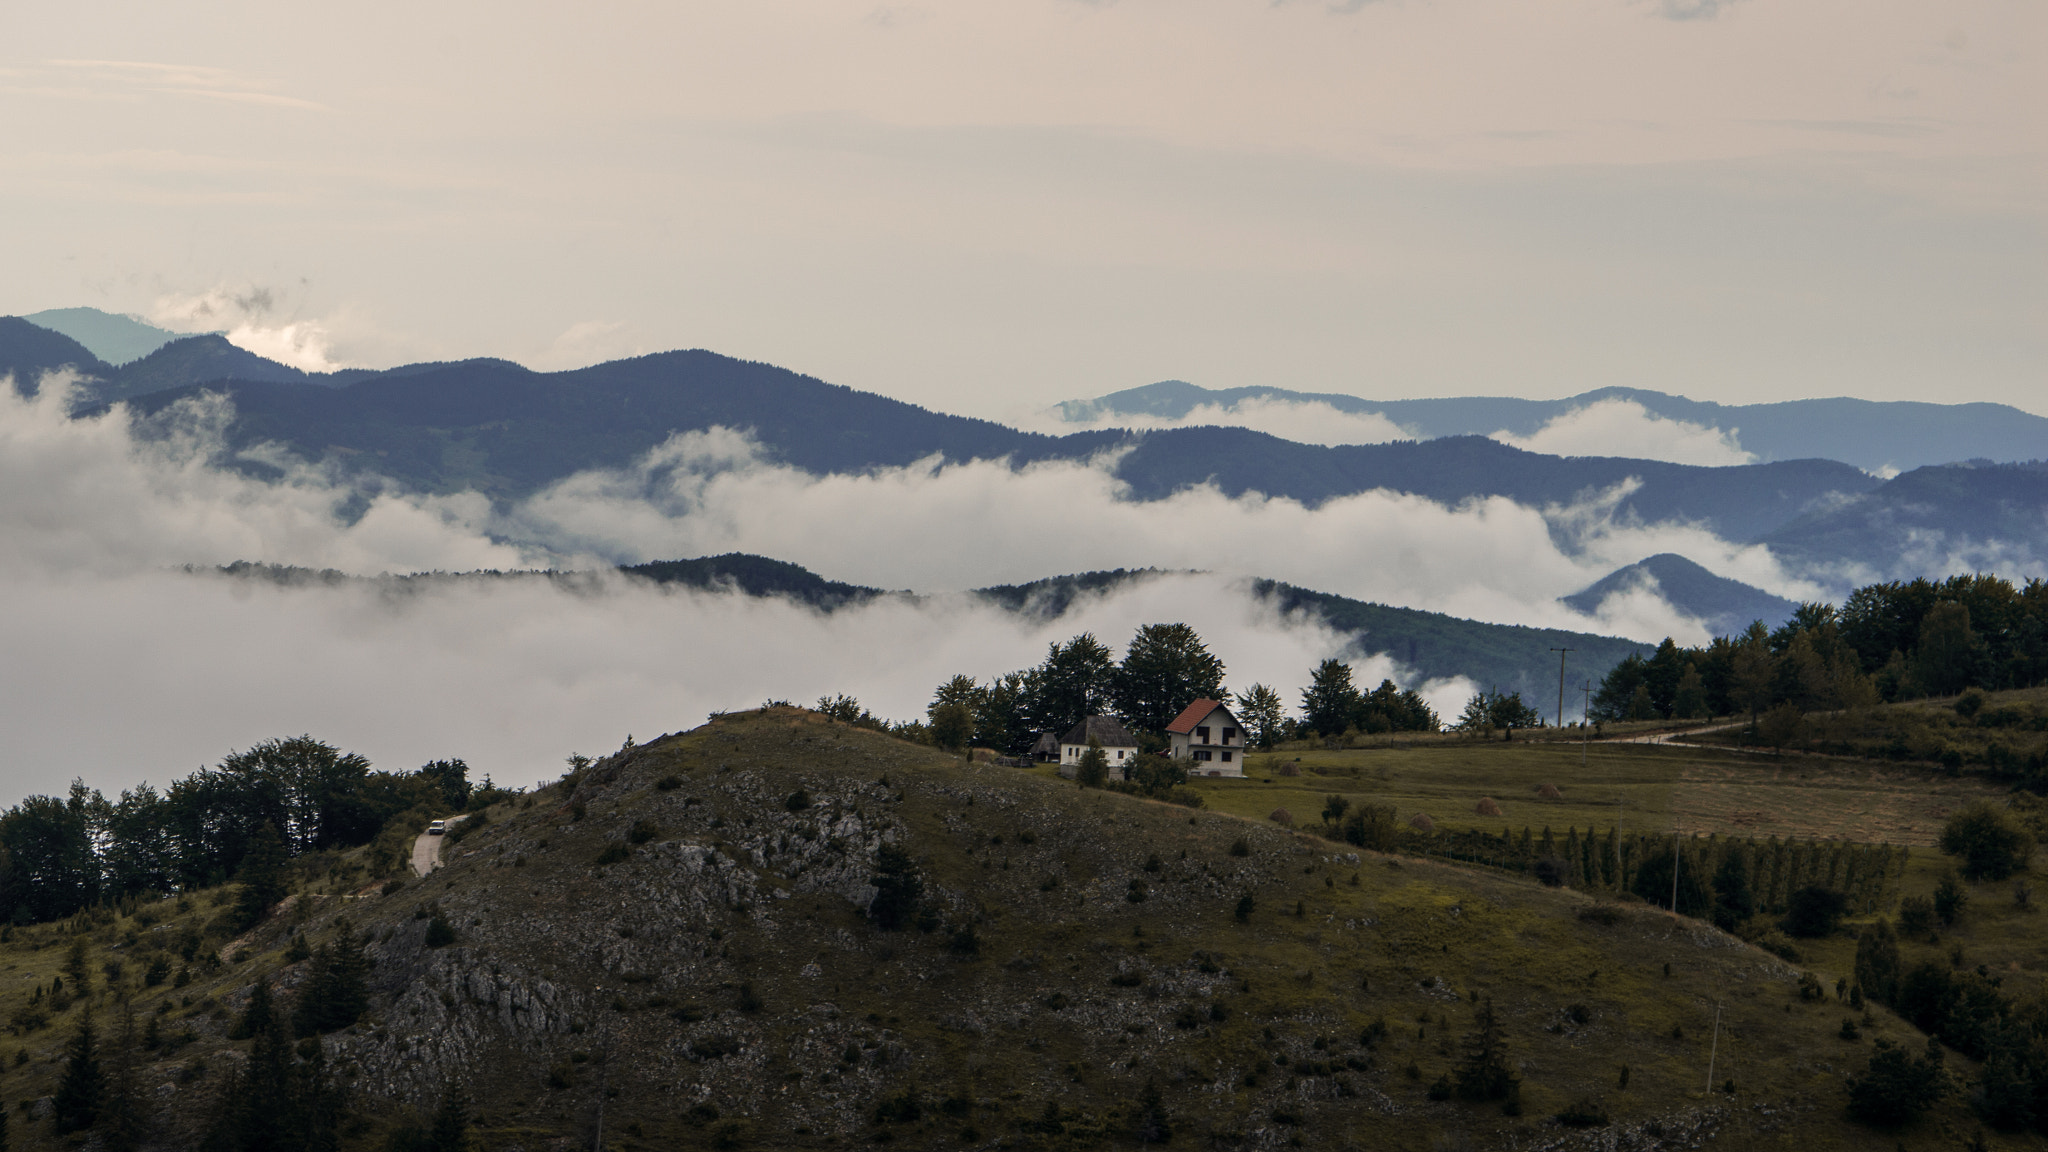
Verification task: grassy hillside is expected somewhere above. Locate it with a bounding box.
[0,709,2034,1150]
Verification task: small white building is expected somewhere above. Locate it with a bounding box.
[1166,699,1246,777]
[1056,716,1139,781]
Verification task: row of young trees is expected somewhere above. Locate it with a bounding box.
[0,739,502,927]
[913,626,1443,754]
[1595,573,2048,726]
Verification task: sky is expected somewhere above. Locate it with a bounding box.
[1,0,2042,419]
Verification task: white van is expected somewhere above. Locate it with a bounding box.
[428,820,446,835]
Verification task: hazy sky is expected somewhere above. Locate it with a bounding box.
[2,0,2041,417]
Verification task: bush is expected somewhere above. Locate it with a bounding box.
[1845,1038,1949,1126]
[1934,870,1970,926]
[1782,886,1849,938]
[1898,895,1937,939]
[1941,802,2032,881]
[1532,856,1564,887]
[594,842,631,867]
[628,820,660,845]
[1555,1098,1610,1128]
[424,914,457,948]
[1229,838,1250,858]
[784,789,811,812]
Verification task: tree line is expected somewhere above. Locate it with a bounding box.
[891,624,1444,755]
[1593,573,2048,728]
[0,738,506,927]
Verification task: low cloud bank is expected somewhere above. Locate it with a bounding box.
[1490,398,1754,467]
[0,565,1464,804]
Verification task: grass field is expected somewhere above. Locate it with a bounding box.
[1018,738,2008,849]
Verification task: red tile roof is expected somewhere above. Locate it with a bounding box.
[1165,699,1228,734]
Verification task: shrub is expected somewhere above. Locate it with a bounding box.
[1845,1038,1949,1126]
[1898,895,1937,939]
[1234,895,1255,923]
[655,774,683,791]
[1229,838,1250,858]
[785,789,811,812]
[1783,886,1849,938]
[1555,1098,1610,1128]
[628,820,660,845]
[1941,802,2033,881]
[948,925,981,956]
[594,843,631,867]
[1532,856,1564,887]
[1934,870,1970,926]
[423,914,457,948]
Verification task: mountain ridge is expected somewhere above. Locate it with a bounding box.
[1063,379,2048,473]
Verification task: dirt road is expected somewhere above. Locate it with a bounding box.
[410,815,469,877]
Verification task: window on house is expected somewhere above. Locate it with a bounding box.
[1221,751,1232,763]
[1115,750,1124,759]
[1194,749,1212,762]
[1195,725,1210,745]
[1222,727,1237,744]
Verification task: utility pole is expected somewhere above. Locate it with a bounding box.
[1672,826,1682,913]
[1705,1002,1723,1095]
[1580,679,1592,770]
[1549,648,1574,730]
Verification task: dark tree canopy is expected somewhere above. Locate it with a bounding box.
[1112,623,1226,736]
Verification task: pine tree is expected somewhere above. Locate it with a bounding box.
[233,822,291,931]
[1074,740,1109,789]
[231,980,276,1041]
[52,1008,104,1133]
[64,938,92,999]
[428,1083,471,1151]
[1453,999,1518,1102]
[868,844,923,931]
[294,935,373,1037]
[101,1011,145,1152]
[1854,919,1902,1007]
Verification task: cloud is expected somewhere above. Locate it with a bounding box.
[36,59,326,111]
[149,284,357,373]
[499,426,1811,637]
[1023,396,1414,447]
[0,561,1405,805]
[0,374,534,578]
[1489,398,1755,467]
[524,320,646,372]
[1650,0,1743,21]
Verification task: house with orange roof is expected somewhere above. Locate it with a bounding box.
[1165,698,1246,777]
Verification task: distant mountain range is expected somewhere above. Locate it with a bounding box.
[1061,379,2048,475]
[7,309,2045,603]
[21,307,187,366]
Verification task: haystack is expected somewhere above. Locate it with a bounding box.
[1277,762,1301,777]
[1407,812,1436,832]
[1475,797,1502,817]
[1269,807,1294,826]
[1537,783,1563,800]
